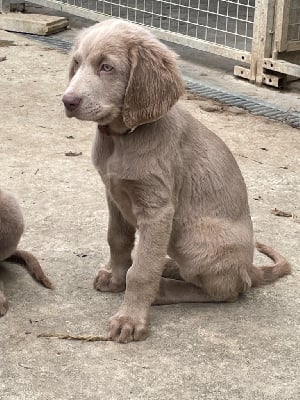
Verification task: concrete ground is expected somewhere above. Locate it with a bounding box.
[0,24,299,400]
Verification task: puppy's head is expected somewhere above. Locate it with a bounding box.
[62,20,184,129]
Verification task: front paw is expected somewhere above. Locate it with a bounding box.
[94,269,126,292]
[109,313,148,343]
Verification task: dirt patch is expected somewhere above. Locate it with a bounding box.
[0,39,16,47]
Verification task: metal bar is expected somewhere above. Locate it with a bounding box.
[184,78,300,128]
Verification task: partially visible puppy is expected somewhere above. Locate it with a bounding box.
[0,189,53,316]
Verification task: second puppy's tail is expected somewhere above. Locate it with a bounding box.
[250,242,291,287]
[6,249,53,289]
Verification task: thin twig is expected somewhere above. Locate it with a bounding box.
[236,153,263,164]
[37,332,111,342]
[271,208,293,218]
[18,363,34,370]
[64,151,82,157]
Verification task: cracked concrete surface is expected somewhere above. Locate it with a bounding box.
[0,29,299,400]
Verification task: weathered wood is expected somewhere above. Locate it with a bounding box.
[264,58,300,77]
[249,0,277,84]
[0,13,68,36]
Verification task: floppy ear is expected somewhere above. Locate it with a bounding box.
[123,42,185,129]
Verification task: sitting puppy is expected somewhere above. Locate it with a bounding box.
[0,189,53,316]
[62,20,290,343]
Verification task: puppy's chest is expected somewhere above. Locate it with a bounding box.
[94,157,135,225]
[107,177,137,226]
[94,137,141,225]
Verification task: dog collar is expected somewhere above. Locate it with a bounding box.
[98,125,134,136]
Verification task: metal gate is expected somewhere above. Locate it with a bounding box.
[1,0,300,86]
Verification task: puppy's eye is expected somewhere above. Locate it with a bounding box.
[100,64,113,72]
[73,59,79,65]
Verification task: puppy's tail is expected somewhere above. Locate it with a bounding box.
[6,249,53,289]
[249,242,291,287]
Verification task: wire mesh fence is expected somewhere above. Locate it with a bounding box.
[60,0,255,51]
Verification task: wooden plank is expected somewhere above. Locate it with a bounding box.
[233,66,250,80]
[264,58,300,77]
[0,13,68,35]
[249,0,277,83]
[262,72,285,87]
[273,0,291,53]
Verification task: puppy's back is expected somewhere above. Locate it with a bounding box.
[174,106,250,220]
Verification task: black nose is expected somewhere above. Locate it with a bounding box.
[62,94,81,111]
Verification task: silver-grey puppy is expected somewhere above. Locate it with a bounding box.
[63,21,291,343]
[0,189,53,316]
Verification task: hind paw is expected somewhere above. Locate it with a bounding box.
[94,269,126,292]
